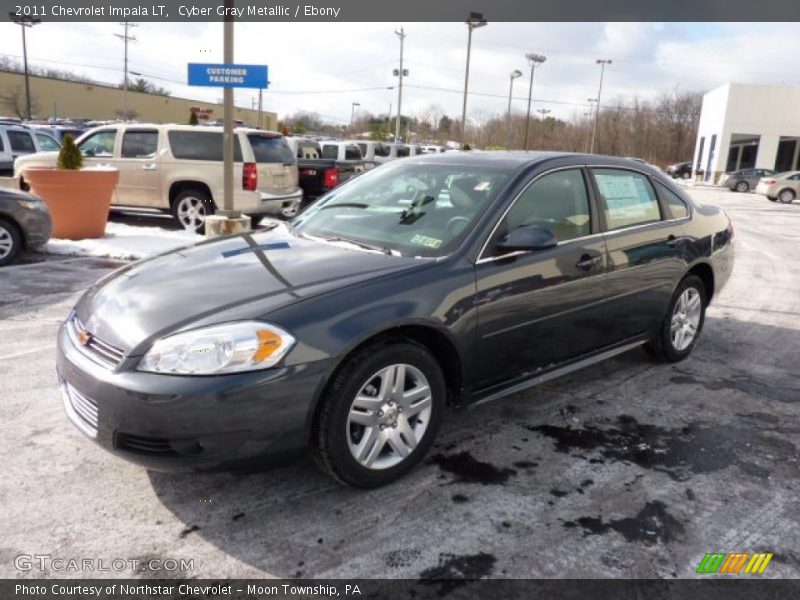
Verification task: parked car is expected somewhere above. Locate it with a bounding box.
[0,187,52,266]
[28,124,86,144]
[14,124,302,232]
[755,171,800,203]
[724,168,776,193]
[56,153,734,487]
[287,137,366,203]
[350,140,392,166]
[666,162,692,179]
[1,124,60,176]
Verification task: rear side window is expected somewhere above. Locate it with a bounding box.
[397,146,410,158]
[121,130,158,158]
[8,131,36,153]
[345,145,361,160]
[247,134,295,163]
[168,131,242,162]
[321,144,338,160]
[357,143,367,155]
[656,182,689,219]
[375,143,390,157]
[592,168,661,230]
[297,143,320,159]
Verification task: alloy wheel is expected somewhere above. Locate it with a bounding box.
[0,225,14,260]
[779,189,795,204]
[176,196,206,231]
[735,181,748,192]
[670,287,702,351]
[346,363,433,470]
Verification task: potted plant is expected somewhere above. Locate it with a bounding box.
[21,135,119,240]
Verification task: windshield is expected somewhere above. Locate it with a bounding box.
[292,160,511,257]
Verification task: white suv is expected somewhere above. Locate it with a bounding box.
[1,124,60,177]
[15,124,302,232]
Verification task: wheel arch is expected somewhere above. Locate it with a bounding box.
[686,261,715,303]
[168,180,215,210]
[0,213,24,247]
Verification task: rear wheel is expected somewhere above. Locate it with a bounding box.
[778,189,796,204]
[172,188,215,234]
[0,218,22,266]
[646,275,707,363]
[681,171,691,180]
[735,181,749,193]
[312,340,445,488]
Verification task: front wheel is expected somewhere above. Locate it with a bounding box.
[172,188,215,234]
[778,189,796,204]
[646,275,707,363]
[312,341,445,488]
[735,181,749,193]
[0,218,22,266]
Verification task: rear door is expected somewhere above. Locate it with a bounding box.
[474,167,609,388]
[246,133,298,195]
[115,129,161,207]
[7,129,37,162]
[589,167,688,343]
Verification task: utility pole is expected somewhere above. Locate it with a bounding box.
[9,12,41,120]
[590,59,611,154]
[393,28,406,143]
[350,101,360,133]
[506,69,522,149]
[258,88,263,129]
[460,12,487,146]
[537,108,551,148]
[222,0,234,214]
[523,53,546,151]
[583,98,596,153]
[114,21,137,121]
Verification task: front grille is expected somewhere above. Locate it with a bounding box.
[115,433,179,457]
[67,316,126,369]
[61,382,98,438]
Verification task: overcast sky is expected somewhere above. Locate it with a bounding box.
[0,21,798,125]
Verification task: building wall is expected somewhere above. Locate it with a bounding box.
[0,70,277,130]
[694,83,800,182]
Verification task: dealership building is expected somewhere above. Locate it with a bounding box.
[693,83,800,183]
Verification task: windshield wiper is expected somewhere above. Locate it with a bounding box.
[323,236,393,255]
[320,202,369,211]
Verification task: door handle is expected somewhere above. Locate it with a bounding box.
[666,234,680,248]
[576,254,602,271]
[142,164,158,170]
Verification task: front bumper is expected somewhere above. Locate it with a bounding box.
[55,322,331,471]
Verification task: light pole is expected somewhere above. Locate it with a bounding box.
[393,28,407,143]
[506,69,522,149]
[350,101,360,133]
[584,98,596,153]
[114,21,138,121]
[9,12,40,120]
[590,59,611,154]
[537,108,551,149]
[523,53,546,151]
[460,12,487,146]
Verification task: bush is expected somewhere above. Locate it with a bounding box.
[57,134,83,170]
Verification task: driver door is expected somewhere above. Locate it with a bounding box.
[77,129,119,203]
[474,167,610,389]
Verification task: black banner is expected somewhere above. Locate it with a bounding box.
[2,0,800,22]
[4,579,800,600]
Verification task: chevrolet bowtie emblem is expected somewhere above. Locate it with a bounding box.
[77,329,92,346]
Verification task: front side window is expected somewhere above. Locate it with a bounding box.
[78,130,117,158]
[592,168,661,230]
[293,161,511,258]
[121,130,158,158]
[35,133,60,152]
[7,131,36,153]
[491,168,591,254]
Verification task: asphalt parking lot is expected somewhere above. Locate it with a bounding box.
[1,186,799,580]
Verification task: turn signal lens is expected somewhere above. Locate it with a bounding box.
[139,321,295,375]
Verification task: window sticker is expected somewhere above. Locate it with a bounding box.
[410,234,443,249]
[596,174,654,218]
[474,181,491,192]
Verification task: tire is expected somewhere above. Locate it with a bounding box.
[646,275,707,363]
[735,181,749,193]
[681,171,691,180]
[0,217,23,267]
[312,340,445,488]
[768,196,777,202]
[249,215,265,228]
[171,188,215,234]
[778,189,796,204]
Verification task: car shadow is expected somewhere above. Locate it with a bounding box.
[146,315,800,578]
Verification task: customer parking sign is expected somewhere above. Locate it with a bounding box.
[187,63,268,88]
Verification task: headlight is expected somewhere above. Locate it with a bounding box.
[138,321,295,375]
[18,199,47,211]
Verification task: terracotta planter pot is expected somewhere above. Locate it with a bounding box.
[22,167,119,240]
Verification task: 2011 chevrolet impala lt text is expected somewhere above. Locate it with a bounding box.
[56,152,734,487]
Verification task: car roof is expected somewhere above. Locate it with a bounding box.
[83,123,281,135]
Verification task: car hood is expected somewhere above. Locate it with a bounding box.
[74,225,425,354]
[14,151,58,176]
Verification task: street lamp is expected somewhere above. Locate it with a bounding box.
[9,12,41,120]
[506,69,522,149]
[584,98,597,153]
[537,108,552,148]
[590,59,612,154]
[523,53,546,151]
[350,101,360,132]
[460,11,487,146]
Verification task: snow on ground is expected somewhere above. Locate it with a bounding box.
[41,222,202,260]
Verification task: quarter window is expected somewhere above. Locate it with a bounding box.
[592,168,661,230]
[494,168,592,250]
[121,130,158,158]
[7,131,36,153]
[78,130,117,158]
[655,182,689,219]
[168,131,243,162]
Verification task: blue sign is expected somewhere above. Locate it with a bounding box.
[187,63,269,89]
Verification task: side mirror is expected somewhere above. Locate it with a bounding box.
[497,225,558,252]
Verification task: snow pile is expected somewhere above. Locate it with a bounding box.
[42,222,202,260]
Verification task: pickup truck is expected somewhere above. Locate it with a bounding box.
[285,138,366,204]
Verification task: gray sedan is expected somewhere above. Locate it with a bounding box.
[0,188,52,266]
[725,168,776,193]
